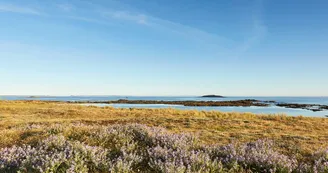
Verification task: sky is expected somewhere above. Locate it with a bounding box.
[0,0,327,96]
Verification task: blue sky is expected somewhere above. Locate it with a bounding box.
[0,0,327,96]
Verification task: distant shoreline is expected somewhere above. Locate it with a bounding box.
[2,96,328,113]
[70,99,268,107]
[68,99,328,112]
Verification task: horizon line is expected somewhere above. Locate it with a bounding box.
[1,95,328,97]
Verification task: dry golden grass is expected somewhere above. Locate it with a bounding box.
[1,100,328,157]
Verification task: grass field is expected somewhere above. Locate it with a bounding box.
[1,100,328,172]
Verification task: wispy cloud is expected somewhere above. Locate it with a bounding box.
[98,9,233,48]
[57,3,74,12]
[75,0,230,46]
[238,19,267,53]
[65,15,118,27]
[0,4,41,15]
[146,16,233,46]
[237,0,267,53]
[0,0,264,57]
[102,11,148,25]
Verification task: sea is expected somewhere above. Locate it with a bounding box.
[1,96,328,118]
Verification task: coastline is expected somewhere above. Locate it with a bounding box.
[69,99,328,112]
[1,100,327,151]
[1,100,328,172]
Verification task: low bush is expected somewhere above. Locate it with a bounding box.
[0,123,327,173]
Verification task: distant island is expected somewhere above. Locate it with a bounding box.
[201,95,224,98]
[28,96,39,98]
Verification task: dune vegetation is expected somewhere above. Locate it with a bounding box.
[1,100,328,172]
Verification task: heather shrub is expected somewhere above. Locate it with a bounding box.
[0,123,327,173]
[238,140,297,172]
[0,133,141,173]
[148,146,225,172]
[310,149,328,173]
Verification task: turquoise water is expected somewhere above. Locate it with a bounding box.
[82,103,328,117]
[2,96,328,117]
